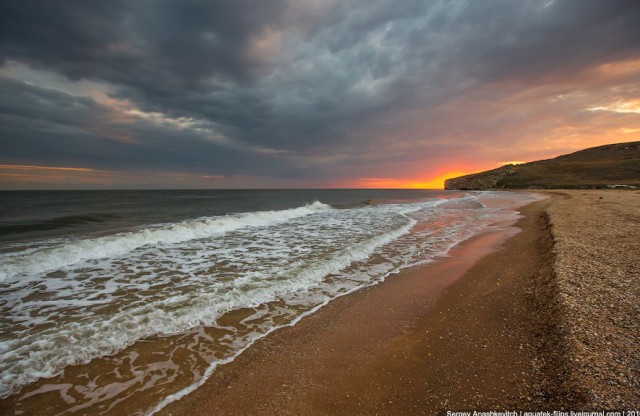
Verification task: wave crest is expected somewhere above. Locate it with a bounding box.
[0,201,331,281]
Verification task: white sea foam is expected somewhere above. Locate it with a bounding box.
[0,191,546,411]
[0,212,419,398]
[0,201,331,282]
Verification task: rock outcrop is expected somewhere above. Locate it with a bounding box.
[444,165,517,190]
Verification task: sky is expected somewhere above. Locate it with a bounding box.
[1,0,639,190]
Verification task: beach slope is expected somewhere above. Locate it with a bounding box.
[158,190,639,414]
[544,190,640,408]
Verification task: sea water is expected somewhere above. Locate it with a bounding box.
[0,189,542,415]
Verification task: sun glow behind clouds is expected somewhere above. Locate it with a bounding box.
[355,169,477,189]
[1,2,640,190]
[588,100,640,114]
[407,170,474,189]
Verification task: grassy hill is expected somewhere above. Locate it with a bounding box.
[444,141,640,190]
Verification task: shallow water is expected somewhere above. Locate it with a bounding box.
[0,189,543,415]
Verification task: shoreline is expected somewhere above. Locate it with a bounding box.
[0,191,542,416]
[3,190,636,414]
[159,196,559,415]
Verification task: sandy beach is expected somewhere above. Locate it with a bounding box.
[3,1,639,413]
[156,190,639,415]
[545,190,640,408]
[1,190,637,416]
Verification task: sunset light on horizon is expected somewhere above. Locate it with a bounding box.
[1,1,639,189]
[1,3,639,414]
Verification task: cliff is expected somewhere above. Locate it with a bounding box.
[444,141,640,190]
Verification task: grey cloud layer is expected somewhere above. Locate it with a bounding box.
[1,0,639,181]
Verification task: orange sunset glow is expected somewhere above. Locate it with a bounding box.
[353,169,477,189]
[1,1,639,190]
[1,2,640,415]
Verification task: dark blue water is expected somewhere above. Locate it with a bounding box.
[0,189,447,244]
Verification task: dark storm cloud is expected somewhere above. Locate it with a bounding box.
[461,1,640,82]
[0,1,130,80]
[0,0,287,89]
[1,0,640,185]
[0,77,293,176]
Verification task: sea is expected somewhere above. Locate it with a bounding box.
[0,189,543,415]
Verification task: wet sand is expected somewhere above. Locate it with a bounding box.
[160,196,562,415]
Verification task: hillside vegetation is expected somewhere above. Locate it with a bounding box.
[444,141,640,190]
